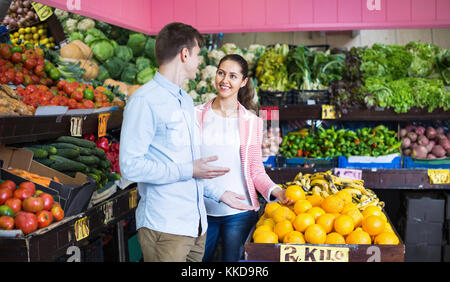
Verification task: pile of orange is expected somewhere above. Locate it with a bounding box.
[253,186,399,246]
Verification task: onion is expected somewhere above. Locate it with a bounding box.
[411,145,428,159]
[432,145,446,157]
[426,126,437,140]
[439,137,450,150]
[401,137,411,149]
[407,132,418,142]
[9,4,18,12]
[425,141,435,153]
[405,125,416,132]
[427,154,437,159]
[436,127,445,135]
[399,129,408,138]
[418,135,429,146]
[415,126,426,136]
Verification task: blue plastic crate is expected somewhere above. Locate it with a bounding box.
[403,157,450,169]
[262,155,277,167]
[285,157,338,168]
[338,156,402,169]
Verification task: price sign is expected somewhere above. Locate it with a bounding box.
[428,169,450,184]
[98,113,111,137]
[129,189,138,209]
[322,105,338,119]
[70,117,83,137]
[334,168,363,180]
[74,216,89,241]
[102,201,114,224]
[280,245,349,262]
[31,2,53,21]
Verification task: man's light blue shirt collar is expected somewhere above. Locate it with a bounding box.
[153,71,183,98]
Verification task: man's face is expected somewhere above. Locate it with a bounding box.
[185,42,201,80]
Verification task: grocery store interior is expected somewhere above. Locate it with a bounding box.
[0,0,449,263]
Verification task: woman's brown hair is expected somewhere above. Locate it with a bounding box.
[218,54,258,113]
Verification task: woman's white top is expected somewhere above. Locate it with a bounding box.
[200,107,252,216]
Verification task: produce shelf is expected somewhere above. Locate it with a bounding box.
[266,167,450,190]
[0,184,138,262]
[0,109,123,145]
[279,105,450,121]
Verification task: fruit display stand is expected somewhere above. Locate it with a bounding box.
[0,183,138,262]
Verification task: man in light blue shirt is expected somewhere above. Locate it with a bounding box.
[119,22,253,262]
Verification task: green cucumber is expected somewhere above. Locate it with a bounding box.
[75,155,100,166]
[92,147,107,159]
[55,148,80,159]
[31,145,57,155]
[78,147,92,156]
[56,136,97,148]
[35,158,55,167]
[99,160,111,169]
[87,173,101,183]
[108,173,121,181]
[49,155,88,172]
[50,142,80,151]
[25,147,48,159]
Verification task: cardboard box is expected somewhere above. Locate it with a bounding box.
[404,193,445,223]
[404,220,443,245]
[0,145,95,217]
[405,243,442,262]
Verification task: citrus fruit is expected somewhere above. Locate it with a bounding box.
[362,215,386,236]
[285,185,305,203]
[316,213,336,233]
[262,218,276,228]
[255,215,267,227]
[335,190,352,205]
[341,202,358,214]
[283,230,305,244]
[362,205,386,221]
[272,206,296,223]
[274,220,294,241]
[294,199,312,215]
[374,232,399,245]
[343,207,363,228]
[293,213,315,232]
[321,195,344,214]
[307,206,325,221]
[346,229,371,244]
[253,230,278,243]
[383,222,394,233]
[306,194,323,207]
[253,225,273,239]
[304,224,327,244]
[334,214,354,236]
[264,202,281,218]
[325,232,346,244]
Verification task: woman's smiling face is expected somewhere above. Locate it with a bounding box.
[215,59,248,99]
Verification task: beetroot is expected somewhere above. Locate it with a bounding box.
[415,126,426,136]
[427,153,437,159]
[426,126,437,140]
[436,134,447,143]
[411,145,428,159]
[405,125,416,132]
[399,129,408,138]
[436,127,445,135]
[432,145,446,157]
[439,137,450,150]
[425,141,435,153]
[401,137,411,149]
[407,132,418,142]
[418,135,429,146]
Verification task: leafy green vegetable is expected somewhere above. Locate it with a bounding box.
[135,56,152,72]
[96,65,110,82]
[68,32,84,42]
[103,57,127,79]
[90,39,115,62]
[127,33,147,57]
[405,41,439,78]
[143,37,157,65]
[84,28,107,46]
[114,45,134,62]
[121,64,138,84]
[137,67,156,84]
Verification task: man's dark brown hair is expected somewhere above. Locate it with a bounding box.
[155,22,205,66]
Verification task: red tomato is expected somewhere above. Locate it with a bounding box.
[30,74,40,84]
[11,52,22,63]
[51,205,64,221]
[0,45,11,59]
[15,212,38,234]
[57,80,66,90]
[0,180,16,193]
[4,69,15,82]
[82,99,95,109]
[63,83,77,95]
[58,96,69,106]
[19,182,35,195]
[5,198,21,214]
[23,196,44,213]
[12,75,24,86]
[0,188,12,205]
[0,216,14,230]
[67,98,78,109]
[71,91,84,102]
[23,58,37,70]
[14,188,33,201]
[0,76,8,84]
[36,210,53,229]
[38,193,54,211]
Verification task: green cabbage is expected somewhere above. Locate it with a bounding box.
[90,39,115,62]
[114,45,134,62]
[127,33,147,57]
[137,67,156,84]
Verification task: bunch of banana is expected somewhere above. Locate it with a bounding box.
[278,170,385,210]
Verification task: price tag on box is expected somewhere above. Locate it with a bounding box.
[334,168,363,180]
[428,169,450,184]
[31,2,53,21]
[280,245,349,262]
[98,113,111,137]
[70,117,83,137]
[322,105,339,119]
[74,216,89,241]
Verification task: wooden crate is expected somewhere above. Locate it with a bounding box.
[244,211,405,262]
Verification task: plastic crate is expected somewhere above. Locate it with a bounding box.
[338,156,402,169]
[284,157,338,168]
[290,89,330,105]
[258,90,291,106]
[403,157,450,169]
[262,156,277,167]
